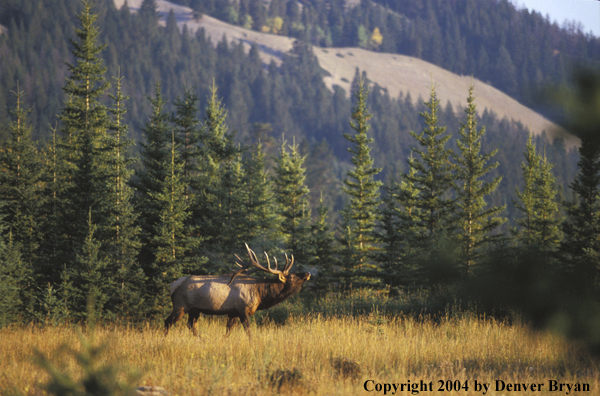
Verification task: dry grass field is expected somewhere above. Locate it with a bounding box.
[1,311,598,395]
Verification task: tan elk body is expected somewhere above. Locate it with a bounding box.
[164,245,310,337]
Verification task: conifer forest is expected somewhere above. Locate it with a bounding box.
[2,0,600,358]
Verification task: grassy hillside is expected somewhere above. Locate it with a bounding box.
[115,0,576,148]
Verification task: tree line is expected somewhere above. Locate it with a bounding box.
[0,0,580,223]
[172,0,600,117]
[1,1,599,327]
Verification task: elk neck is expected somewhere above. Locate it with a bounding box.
[256,279,299,310]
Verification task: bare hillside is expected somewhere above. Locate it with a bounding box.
[113,0,577,148]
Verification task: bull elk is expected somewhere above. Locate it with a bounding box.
[164,244,311,337]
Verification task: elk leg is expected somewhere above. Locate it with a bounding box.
[225,316,238,337]
[187,309,200,337]
[164,307,185,335]
[240,315,252,339]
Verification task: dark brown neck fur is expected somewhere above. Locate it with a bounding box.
[255,278,304,311]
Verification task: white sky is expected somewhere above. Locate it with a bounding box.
[510,0,600,36]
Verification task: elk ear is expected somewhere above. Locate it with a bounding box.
[278,273,286,283]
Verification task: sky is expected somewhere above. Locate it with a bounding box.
[510,0,600,36]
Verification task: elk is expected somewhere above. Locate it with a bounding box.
[164,244,311,337]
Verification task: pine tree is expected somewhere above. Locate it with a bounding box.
[515,134,540,246]
[452,86,505,275]
[532,153,561,256]
[273,137,313,263]
[172,87,200,197]
[59,0,111,262]
[195,83,244,265]
[405,85,457,286]
[38,126,70,285]
[102,73,145,318]
[137,86,204,309]
[0,209,26,327]
[241,142,283,253]
[341,80,382,282]
[310,193,337,292]
[65,210,110,320]
[151,132,201,306]
[0,85,43,271]
[560,71,600,290]
[515,135,561,257]
[406,84,455,240]
[396,160,426,287]
[135,84,172,275]
[373,175,403,289]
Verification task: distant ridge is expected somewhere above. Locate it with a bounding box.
[114,0,577,148]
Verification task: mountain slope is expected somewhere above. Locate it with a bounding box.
[114,0,577,148]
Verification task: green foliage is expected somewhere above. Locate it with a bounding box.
[0,0,596,327]
[0,226,25,328]
[151,132,201,282]
[136,85,204,311]
[135,84,172,271]
[64,210,110,320]
[273,137,312,262]
[102,73,145,318]
[341,80,382,283]
[195,83,244,266]
[515,135,561,256]
[453,86,506,275]
[406,85,455,239]
[241,142,283,253]
[560,70,600,290]
[172,87,201,193]
[0,85,43,270]
[310,194,337,292]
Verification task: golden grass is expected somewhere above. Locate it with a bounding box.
[1,315,598,395]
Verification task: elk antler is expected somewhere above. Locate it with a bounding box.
[227,243,295,285]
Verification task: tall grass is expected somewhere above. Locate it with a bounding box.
[1,310,597,395]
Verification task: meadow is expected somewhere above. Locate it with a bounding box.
[1,294,598,396]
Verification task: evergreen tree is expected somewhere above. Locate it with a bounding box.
[135,84,172,275]
[273,137,313,263]
[336,206,359,287]
[172,87,201,197]
[406,84,455,240]
[515,134,540,246]
[102,73,145,317]
[341,80,382,282]
[38,126,71,285]
[0,209,25,327]
[151,132,202,307]
[515,135,561,257]
[310,193,337,292]
[0,85,43,271]
[373,175,403,289]
[532,154,562,256]
[65,210,110,321]
[58,0,111,262]
[560,71,600,291]
[405,85,456,285]
[452,86,505,276]
[396,159,425,287]
[195,83,244,266]
[241,142,283,253]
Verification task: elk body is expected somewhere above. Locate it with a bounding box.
[164,244,311,337]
